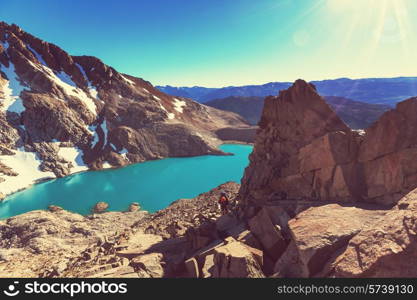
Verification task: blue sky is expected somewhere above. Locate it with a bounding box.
[1,0,416,87]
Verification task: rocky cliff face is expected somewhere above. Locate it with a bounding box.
[239,79,417,207]
[229,79,417,277]
[358,97,417,204]
[0,22,248,196]
[332,190,417,277]
[239,80,363,206]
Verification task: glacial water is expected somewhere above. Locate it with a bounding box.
[0,144,253,219]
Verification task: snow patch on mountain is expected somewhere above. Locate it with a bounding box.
[119,148,129,161]
[101,121,108,146]
[75,63,100,101]
[158,103,175,120]
[56,71,76,86]
[154,96,175,120]
[354,129,366,136]
[89,87,98,99]
[0,148,55,196]
[0,61,26,114]
[102,161,112,169]
[88,120,108,149]
[35,63,97,116]
[1,40,9,50]
[75,63,87,80]
[89,125,99,148]
[121,75,134,86]
[58,147,88,173]
[26,44,47,66]
[173,98,186,113]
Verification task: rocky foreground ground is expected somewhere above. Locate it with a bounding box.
[1,180,417,278]
[0,182,239,277]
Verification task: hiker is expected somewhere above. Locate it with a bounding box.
[218,191,229,215]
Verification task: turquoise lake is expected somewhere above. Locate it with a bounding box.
[0,144,253,219]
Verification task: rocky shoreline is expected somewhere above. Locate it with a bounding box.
[0,182,240,277]
[0,140,250,202]
[215,126,258,144]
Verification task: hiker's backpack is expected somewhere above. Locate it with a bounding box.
[219,195,228,205]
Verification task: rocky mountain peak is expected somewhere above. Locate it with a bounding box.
[278,78,315,98]
[240,80,358,207]
[259,79,349,139]
[240,80,417,210]
[0,22,249,197]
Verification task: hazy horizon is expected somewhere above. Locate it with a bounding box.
[1,0,416,87]
[157,75,417,89]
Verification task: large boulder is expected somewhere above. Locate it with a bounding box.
[48,205,63,212]
[127,202,140,212]
[247,207,288,261]
[130,253,165,278]
[357,98,417,205]
[92,202,109,213]
[273,240,303,278]
[358,98,417,162]
[215,214,240,233]
[274,204,386,277]
[204,238,264,278]
[186,221,218,251]
[333,189,417,277]
[232,229,262,250]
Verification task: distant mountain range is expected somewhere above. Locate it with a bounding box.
[205,95,391,129]
[157,77,417,105]
[205,96,264,125]
[324,96,392,129]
